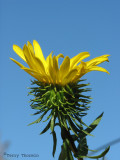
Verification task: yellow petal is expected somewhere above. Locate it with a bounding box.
[53,55,59,73]
[62,69,78,85]
[33,40,47,67]
[23,44,35,69]
[21,67,42,81]
[72,62,87,82]
[88,66,109,74]
[70,52,90,68]
[46,52,53,67]
[10,58,42,81]
[10,58,25,68]
[25,44,46,75]
[45,52,54,82]
[53,55,59,83]
[86,55,110,67]
[59,56,70,80]
[13,45,26,62]
[56,53,64,61]
[21,67,41,74]
[21,67,50,82]
[27,41,34,55]
[48,53,56,83]
[35,57,46,74]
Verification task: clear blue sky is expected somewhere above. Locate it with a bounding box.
[0,0,120,160]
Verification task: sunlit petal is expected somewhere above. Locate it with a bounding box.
[33,40,47,69]
[13,45,26,62]
[86,55,110,67]
[21,67,42,81]
[88,66,109,74]
[27,41,34,55]
[70,52,90,68]
[59,56,70,80]
[11,41,110,85]
[56,54,64,61]
[63,69,78,85]
[10,58,25,68]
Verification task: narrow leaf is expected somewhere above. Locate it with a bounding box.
[67,117,79,136]
[85,112,104,134]
[82,130,94,137]
[28,110,47,126]
[82,146,110,159]
[52,131,57,157]
[40,120,51,135]
[50,113,55,132]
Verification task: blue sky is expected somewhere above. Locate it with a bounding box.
[0,0,120,160]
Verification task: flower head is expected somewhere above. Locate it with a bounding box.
[10,40,110,159]
[10,40,110,86]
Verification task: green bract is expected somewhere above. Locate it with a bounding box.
[28,79,109,160]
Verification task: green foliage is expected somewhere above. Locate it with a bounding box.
[51,131,57,157]
[27,79,110,159]
[84,112,104,134]
[80,146,110,159]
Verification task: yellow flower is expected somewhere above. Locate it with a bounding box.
[10,40,110,86]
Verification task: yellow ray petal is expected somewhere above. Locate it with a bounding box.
[21,67,50,82]
[62,69,78,85]
[33,40,47,68]
[10,58,42,81]
[45,52,53,81]
[35,57,46,74]
[86,55,110,67]
[46,52,53,67]
[13,45,26,62]
[23,44,35,69]
[59,56,70,80]
[56,53,64,61]
[53,55,59,73]
[70,52,90,68]
[27,41,34,55]
[21,67,41,75]
[21,67,43,81]
[10,58,25,68]
[25,44,46,75]
[88,66,109,74]
[53,55,59,83]
[56,53,64,71]
[48,53,56,83]
[72,62,87,82]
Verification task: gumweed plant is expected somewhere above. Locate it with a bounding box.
[10,40,110,160]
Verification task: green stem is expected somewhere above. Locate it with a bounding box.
[61,126,83,160]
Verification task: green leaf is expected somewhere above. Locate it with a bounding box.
[52,131,57,157]
[63,140,70,160]
[67,117,79,136]
[66,85,74,95]
[82,130,94,137]
[77,136,88,157]
[27,110,48,126]
[68,114,83,129]
[82,146,110,159]
[43,110,53,122]
[75,115,91,129]
[85,112,104,134]
[61,115,68,130]
[40,120,51,135]
[50,112,55,132]
[87,148,98,152]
